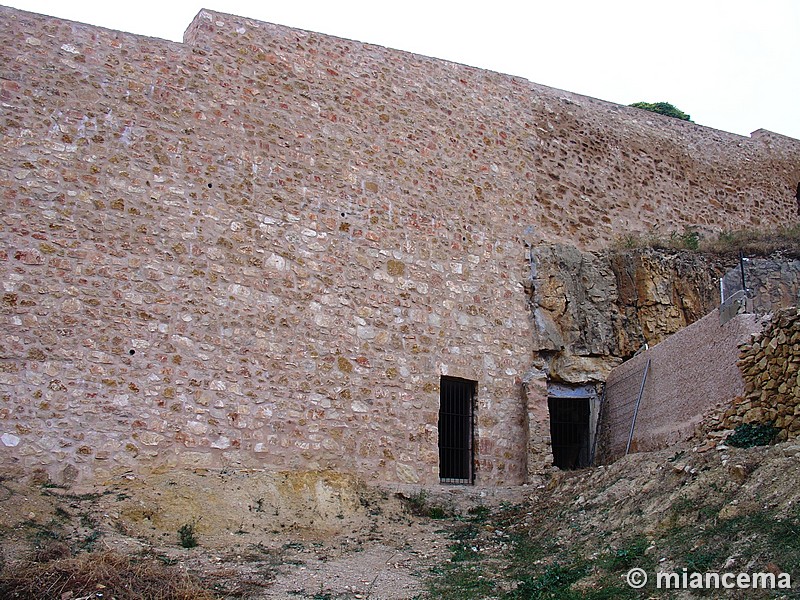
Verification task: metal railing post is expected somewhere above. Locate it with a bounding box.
[625,358,651,456]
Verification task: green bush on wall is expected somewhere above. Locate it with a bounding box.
[629,101,692,122]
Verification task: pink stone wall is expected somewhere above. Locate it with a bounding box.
[599,310,763,462]
[0,7,799,485]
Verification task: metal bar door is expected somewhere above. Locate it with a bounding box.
[438,377,475,484]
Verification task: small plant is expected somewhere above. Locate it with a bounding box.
[428,505,447,519]
[449,542,480,562]
[79,513,97,529]
[684,549,716,572]
[509,562,588,599]
[41,482,69,490]
[400,489,429,516]
[667,450,685,462]
[177,520,199,548]
[726,422,779,448]
[467,504,490,522]
[680,228,700,250]
[398,490,450,519]
[602,537,648,570]
[449,523,479,541]
[78,530,102,552]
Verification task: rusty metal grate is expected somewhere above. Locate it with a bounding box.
[438,376,475,485]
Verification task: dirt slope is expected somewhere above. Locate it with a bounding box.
[0,439,798,599]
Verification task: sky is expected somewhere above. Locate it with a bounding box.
[3,0,799,140]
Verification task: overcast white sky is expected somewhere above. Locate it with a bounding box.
[3,0,799,140]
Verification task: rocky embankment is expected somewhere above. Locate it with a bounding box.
[721,307,800,440]
[528,245,800,384]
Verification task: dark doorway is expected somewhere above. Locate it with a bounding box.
[438,376,475,484]
[548,397,591,469]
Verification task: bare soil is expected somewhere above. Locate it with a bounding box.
[1,438,799,599]
[0,467,513,599]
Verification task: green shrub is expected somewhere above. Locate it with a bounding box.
[177,521,198,548]
[629,101,692,122]
[726,422,779,448]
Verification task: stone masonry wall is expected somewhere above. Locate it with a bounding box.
[0,6,799,485]
[719,307,800,441]
[598,310,763,463]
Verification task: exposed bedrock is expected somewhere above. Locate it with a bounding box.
[527,245,728,383]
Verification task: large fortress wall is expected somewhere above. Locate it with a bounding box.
[0,6,798,485]
[181,10,800,249]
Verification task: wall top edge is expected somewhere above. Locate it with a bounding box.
[1,3,799,148]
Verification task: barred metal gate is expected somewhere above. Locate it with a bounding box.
[546,383,600,470]
[548,397,591,469]
[438,377,475,484]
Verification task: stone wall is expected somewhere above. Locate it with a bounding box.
[746,256,800,314]
[0,6,799,485]
[522,370,552,481]
[719,307,800,441]
[597,310,763,463]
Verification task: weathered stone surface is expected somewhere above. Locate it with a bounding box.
[719,308,800,438]
[0,6,798,486]
[522,369,552,480]
[529,247,800,385]
[528,245,726,382]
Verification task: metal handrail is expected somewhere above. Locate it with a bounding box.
[625,358,651,455]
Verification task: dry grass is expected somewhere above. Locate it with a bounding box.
[701,225,800,257]
[613,225,800,257]
[0,551,215,600]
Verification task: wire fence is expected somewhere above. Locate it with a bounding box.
[597,359,649,462]
[720,255,800,320]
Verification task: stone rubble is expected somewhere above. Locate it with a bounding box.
[722,307,800,441]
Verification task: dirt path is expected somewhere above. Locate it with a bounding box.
[0,468,494,599]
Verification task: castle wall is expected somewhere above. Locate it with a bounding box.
[1,6,799,485]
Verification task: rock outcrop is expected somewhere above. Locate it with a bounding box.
[527,244,726,382]
[528,246,800,385]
